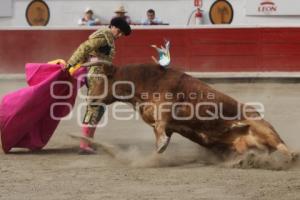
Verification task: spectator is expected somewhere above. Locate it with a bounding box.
[113,5,131,24]
[78,8,101,26]
[141,9,163,25]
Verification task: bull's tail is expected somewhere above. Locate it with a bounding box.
[255,125,297,163]
[252,121,295,161]
[252,130,299,164]
[230,120,296,162]
[274,143,298,162]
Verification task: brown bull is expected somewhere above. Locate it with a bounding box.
[83,61,293,160]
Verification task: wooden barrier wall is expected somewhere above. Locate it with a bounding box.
[1,27,300,73]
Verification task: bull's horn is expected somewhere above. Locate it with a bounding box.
[230,122,249,130]
[81,60,112,67]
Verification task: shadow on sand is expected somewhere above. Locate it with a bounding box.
[5,146,79,155]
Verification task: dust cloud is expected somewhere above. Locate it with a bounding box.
[71,134,299,170]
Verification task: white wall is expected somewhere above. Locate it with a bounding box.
[0,0,13,17]
[1,0,300,27]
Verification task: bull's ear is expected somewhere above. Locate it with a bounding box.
[230,122,250,131]
[102,64,116,78]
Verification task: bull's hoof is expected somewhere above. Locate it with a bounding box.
[156,136,170,153]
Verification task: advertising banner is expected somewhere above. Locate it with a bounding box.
[246,0,300,16]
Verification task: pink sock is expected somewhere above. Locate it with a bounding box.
[80,124,96,148]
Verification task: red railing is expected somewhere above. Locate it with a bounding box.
[1,27,300,73]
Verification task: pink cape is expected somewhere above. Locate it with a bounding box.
[0,63,86,153]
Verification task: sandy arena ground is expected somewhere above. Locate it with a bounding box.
[0,78,300,200]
